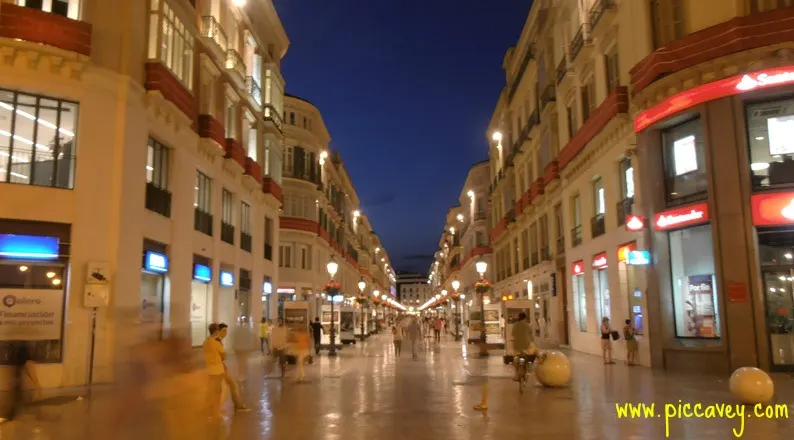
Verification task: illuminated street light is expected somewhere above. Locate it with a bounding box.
[457,213,464,222]
[327,255,340,356]
[492,131,502,142]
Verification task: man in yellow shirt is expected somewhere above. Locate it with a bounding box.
[203,323,225,418]
[260,318,271,355]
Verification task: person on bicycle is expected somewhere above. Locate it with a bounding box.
[512,312,535,381]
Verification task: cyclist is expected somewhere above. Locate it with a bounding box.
[512,312,535,381]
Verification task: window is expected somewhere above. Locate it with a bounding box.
[573,270,587,332]
[225,101,236,139]
[605,46,620,92]
[194,171,211,212]
[303,116,307,129]
[241,202,251,234]
[289,112,295,125]
[619,158,634,199]
[221,189,233,225]
[475,230,486,247]
[670,224,720,339]
[746,98,794,188]
[554,203,564,251]
[247,124,257,161]
[300,244,312,270]
[17,0,78,19]
[284,146,293,174]
[592,178,605,215]
[662,118,707,205]
[651,0,685,49]
[751,0,794,12]
[0,89,78,189]
[566,102,577,139]
[279,243,292,268]
[264,216,274,260]
[147,138,169,189]
[264,69,284,118]
[594,263,610,323]
[571,194,582,247]
[581,80,596,122]
[148,0,194,90]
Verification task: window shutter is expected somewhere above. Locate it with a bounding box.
[294,146,305,179]
[309,152,317,182]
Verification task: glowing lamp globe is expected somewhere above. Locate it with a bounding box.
[729,367,774,404]
[535,351,572,388]
[475,259,487,276]
[326,258,338,277]
[358,279,366,292]
[451,279,460,291]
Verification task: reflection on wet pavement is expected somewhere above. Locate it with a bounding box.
[1,335,793,439]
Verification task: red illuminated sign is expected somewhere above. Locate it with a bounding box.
[634,65,794,133]
[617,242,637,263]
[654,202,710,231]
[592,252,608,269]
[571,261,584,275]
[751,191,794,227]
[626,215,645,232]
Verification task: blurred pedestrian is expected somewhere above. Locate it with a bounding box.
[217,323,249,412]
[392,324,403,357]
[259,318,271,355]
[310,317,323,355]
[292,326,311,382]
[0,341,40,423]
[433,317,442,342]
[268,319,289,378]
[600,317,615,365]
[234,320,256,382]
[624,319,638,366]
[405,317,422,360]
[203,323,225,419]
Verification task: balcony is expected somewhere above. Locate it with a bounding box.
[221,222,235,245]
[559,87,629,169]
[556,57,569,85]
[556,236,565,255]
[616,197,634,226]
[507,208,516,224]
[0,4,92,57]
[588,0,615,32]
[145,183,172,218]
[263,104,283,133]
[201,16,228,53]
[527,107,540,133]
[571,225,582,248]
[264,243,273,260]
[194,209,213,236]
[570,24,592,62]
[225,49,246,82]
[523,257,529,270]
[531,252,539,267]
[540,84,556,110]
[240,232,252,253]
[262,178,283,205]
[541,247,552,262]
[474,211,486,221]
[246,77,263,107]
[508,43,535,102]
[591,214,606,238]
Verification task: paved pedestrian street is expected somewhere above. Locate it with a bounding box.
[2,335,793,440]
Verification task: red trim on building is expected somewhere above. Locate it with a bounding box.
[198,114,225,148]
[145,62,196,122]
[262,178,283,205]
[543,160,559,185]
[630,8,794,95]
[559,87,628,169]
[0,4,92,56]
[280,217,319,234]
[244,158,262,184]
[530,178,545,202]
[317,227,331,244]
[224,138,246,169]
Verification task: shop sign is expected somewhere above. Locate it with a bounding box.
[618,242,637,263]
[635,65,794,133]
[220,271,235,287]
[727,282,748,303]
[751,191,794,227]
[571,261,584,276]
[626,215,645,232]
[193,264,212,283]
[263,281,272,294]
[627,250,651,266]
[0,288,64,341]
[592,253,608,269]
[654,202,709,231]
[0,234,59,260]
[144,251,168,273]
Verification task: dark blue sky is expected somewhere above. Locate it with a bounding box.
[276,0,531,272]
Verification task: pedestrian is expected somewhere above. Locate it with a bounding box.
[233,320,256,382]
[259,318,271,354]
[392,323,403,357]
[624,319,638,366]
[406,317,422,360]
[433,316,442,342]
[216,323,250,412]
[311,317,323,355]
[203,323,225,419]
[0,341,41,424]
[269,319,289,378]
[600,317,615,365]
[292,326,311,382]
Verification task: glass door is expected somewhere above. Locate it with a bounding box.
[763,269,794,370]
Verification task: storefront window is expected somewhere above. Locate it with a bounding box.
[662,118,707,205]
[758,229,794,367]
[670,224,720,338]
[572,272,586,332]
[746,98,794,188]
[190,280,210,346]
[594,268,610,323]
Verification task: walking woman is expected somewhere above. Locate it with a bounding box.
[392,324,403,357]
[600,317,615,365]
[623,319,638,366]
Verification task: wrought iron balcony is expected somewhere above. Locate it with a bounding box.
[570,24,591,62]
[591,214,606,238]
[240,232,252,253]
[528,108,540,131]
[541,247,552,261]
[589,0,615,31]
[194,209,213,236]
[508,43,535,102]
[571,225,582,247]
[540,84,556,109]
[225,49,246,79]
[556,236,565,255]
[201,16,228,53]
[145,183,171,218]
[474,211,486,221]
[221,222,235,245]
[617,197,634,226]
[263,104,283,132]
[246,77,262,107]
[556,57,568,85]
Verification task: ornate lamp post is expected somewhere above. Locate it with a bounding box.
[372,289,380,333]
[326,256,339,356]
[475,257,489,357]
[358,278,367,341]
[451,279,461,341]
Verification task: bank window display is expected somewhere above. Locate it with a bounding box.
[662,118,707,205]
[0,263,66,363]
[757,230,794,367]
[593,255,610,323]
[746,98,794,188]
[190,264,211,347]
[669,224,721,338]
[572,264,587,332]
[0,89,78,189]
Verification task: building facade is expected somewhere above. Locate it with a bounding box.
[396,272,430,308]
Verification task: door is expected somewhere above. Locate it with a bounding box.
[763,268,794,371]
[559,269,569,345]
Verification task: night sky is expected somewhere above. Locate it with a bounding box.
[276,0,531,272]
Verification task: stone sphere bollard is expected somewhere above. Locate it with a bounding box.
[535,350,571,388]
[729,367,775,404]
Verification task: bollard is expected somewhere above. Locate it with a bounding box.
[473,381,488,411]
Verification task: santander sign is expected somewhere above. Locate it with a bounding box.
[654,202,710,231]
[735,72,794,91]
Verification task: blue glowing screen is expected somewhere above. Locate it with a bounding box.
[0,234,59,260]
[193,264,212,282]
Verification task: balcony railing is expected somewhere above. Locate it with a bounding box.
[221,222,235,245]
[523,257,529,270]
[145,183,171,218]
[591,214,606,238]
[246,77,262,107]
[507,208,516,223]
[225,49,246,79]
[570,24,591,62]
[540,84,556,109]
[474,211,486,221]
[556,57,568,85]
[528,107,540,132]
[589,0,615,30]
[194,209,213,236]
[201,16,228,53]
[541,247,552,261]
[241,232,252,252]
[508,43,535,101]
[571,225,583,247]
[617,197,634,226]
[264,243,273,260]
[531,252,539,267]
[556,236,565,255]
[263,104,283,132]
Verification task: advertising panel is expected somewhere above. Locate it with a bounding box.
[0,289,64,341]
[683,275,717,338]
[340,310,355,342]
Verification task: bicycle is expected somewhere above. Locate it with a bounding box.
[514,353,536,394]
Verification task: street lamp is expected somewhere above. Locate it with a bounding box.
[327,256,339,356]
[475,257,488,354]
[451,279,461,341]
[358,278,366,341]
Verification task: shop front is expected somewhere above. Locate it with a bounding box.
[591,252,610,324]
[571,261,586,333]
[217,266,236,337]
[262,276,273,320]
[190,257,212,347]
[142,239,169,336]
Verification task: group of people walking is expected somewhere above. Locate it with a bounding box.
[599,317,639,366]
